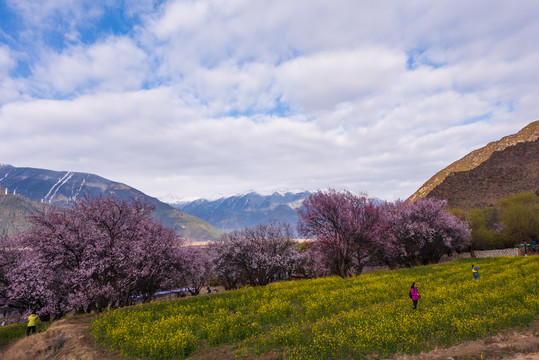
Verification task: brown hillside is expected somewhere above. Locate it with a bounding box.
[425,139,539,208]
[409,120,539,202]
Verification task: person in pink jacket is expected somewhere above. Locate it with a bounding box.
[410,282,420,310]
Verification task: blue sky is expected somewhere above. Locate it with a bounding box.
[0,0,538,202]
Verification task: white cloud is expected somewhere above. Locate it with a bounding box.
[276,47,406,112]
[151,0,209,38]
[5,0,106,46]
[6,0,94,27]
[184,61,277,114]
[1,0,539,203]
[0,46,16,74]
[30,37,150,95]
[0,45,25,104]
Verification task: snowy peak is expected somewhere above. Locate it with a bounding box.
[171,191,311,231]
[0,166,118,205]
[0,165,221,241]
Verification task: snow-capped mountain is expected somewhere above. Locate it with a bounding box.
[0,164,221,241]
[171,191,311,231]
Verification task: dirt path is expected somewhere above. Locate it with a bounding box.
[0,314,127,360]
[393,320,539,360]
[2,315,538,360]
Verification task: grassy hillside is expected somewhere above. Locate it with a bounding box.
[0,185,222,241]
[151,203,224,242]
[91,256,539,360]
[0,189,43,236]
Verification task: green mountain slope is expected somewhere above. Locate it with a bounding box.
[151,201,223,242]
[0,187,43,236]
[0,166,223,242]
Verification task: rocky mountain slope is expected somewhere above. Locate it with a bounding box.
[410,120,539,208]
[172,191,310,231]
[0,165,222,241]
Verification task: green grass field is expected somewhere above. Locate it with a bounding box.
[91,256,538,359]
[0,321,52,346]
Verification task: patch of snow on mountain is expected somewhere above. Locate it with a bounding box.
[43,171,73,203]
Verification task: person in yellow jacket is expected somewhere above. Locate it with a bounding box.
[26,312,38,336]
[472,264,480,280]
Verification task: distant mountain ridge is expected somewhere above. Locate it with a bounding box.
[0,164,222,241]
[172,191,311,231]
[410,120,539,208]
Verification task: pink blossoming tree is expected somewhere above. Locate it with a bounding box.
[297,190,470,274]
[0,235,22,316]
[382,198,471,267]
[170,245,214,296]
[292,241,330,278]
[4,195,181,319]
[297,189,388,277]
[209,222,299,288]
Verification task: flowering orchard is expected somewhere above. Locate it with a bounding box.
[297,190,471,278]
[1,189,472,320]
[91,256,539,360]
[0,195,186,320]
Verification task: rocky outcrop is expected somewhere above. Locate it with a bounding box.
[409,121,539,203]
[425,138,539,208]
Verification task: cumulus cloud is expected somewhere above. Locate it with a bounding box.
[276,47,406,112]
[1,0,539,202]
[184,62,277,114]
[30,37,151,95]
[0,45,27,104]
[150,0,210,37]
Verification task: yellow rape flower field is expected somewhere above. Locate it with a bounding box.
[91,257,539,360]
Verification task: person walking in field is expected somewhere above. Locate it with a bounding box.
[26,312,38,336]
[410,282,420,310]
[472,264,479,280]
